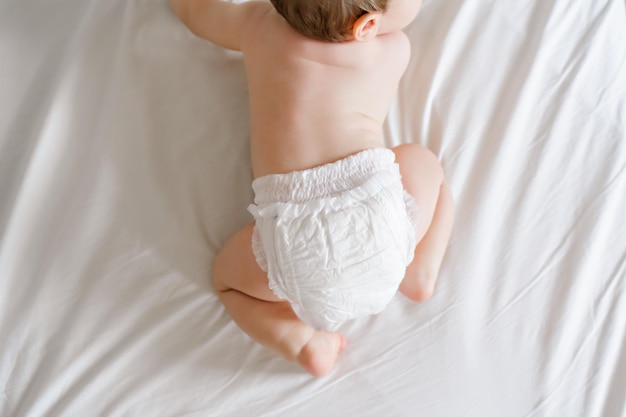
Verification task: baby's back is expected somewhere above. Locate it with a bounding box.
[241,5,410,177]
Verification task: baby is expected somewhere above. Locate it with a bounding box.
[170,0,455,377]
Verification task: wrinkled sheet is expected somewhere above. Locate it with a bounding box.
[1,0,625,415]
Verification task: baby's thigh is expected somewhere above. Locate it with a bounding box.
[212,223,281,303]
[391,144,445,240]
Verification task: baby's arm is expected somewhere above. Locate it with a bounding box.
[169,0,266,51]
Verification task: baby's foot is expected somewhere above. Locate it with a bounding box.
[296,330,346,377]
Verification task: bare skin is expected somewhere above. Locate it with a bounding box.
[170,0,455,377]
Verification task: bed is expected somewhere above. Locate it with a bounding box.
[1,0,625,415]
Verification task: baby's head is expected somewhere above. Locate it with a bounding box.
[269,0,390,42]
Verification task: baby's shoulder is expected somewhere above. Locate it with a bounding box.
[375,31,411,71]
[238,2,278,41]
[316,30,410,73]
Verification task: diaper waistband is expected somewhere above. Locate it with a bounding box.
[252,148,397,205]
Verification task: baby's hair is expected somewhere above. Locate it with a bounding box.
[269,0,390,42]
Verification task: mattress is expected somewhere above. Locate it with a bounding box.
[1,0,625,415]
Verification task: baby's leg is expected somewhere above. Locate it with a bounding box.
[392,144,455,302]
[212,224,346,377]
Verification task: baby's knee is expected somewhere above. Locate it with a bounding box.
[400,283,434,302]
[399,267,436,302]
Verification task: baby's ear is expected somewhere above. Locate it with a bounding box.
[352,12,381,42]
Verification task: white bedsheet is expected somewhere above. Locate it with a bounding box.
[1,0,625,415]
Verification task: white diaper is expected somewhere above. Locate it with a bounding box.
[248,148,418,330]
